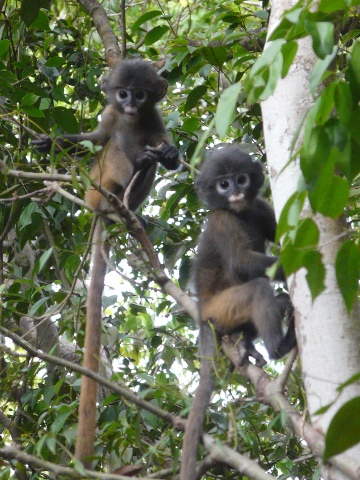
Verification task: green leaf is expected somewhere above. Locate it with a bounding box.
[29,10,50,30]
[245,39,285,103]
[262,52,283,100]
[318,0,348,12]
[336,240,360,312]
[295,218,320,248]
[20,0,41,26]
[338,372,360,392]
[300,125,330,182]
[335,82,353,126]
[21,93,39,107]
[0,39,10,57]
[38,247,53,273]
[309,154,349,218]
[281,218,320,276]
[215,82,242,138]
[184,85,207,113]
[53,107,79,134]
[19,202,37,229]
[309,46,338,95]
[306,20,334,59]
[131,10,162,33]
[349,139,360,181]
[303,250,326,299]
[347,40,360,103]
[182,117,200,133]
[281,41,298,78]
[324,398,360,461]
[72,459,88,476]
[250,39,285,76]
[144,26,170,46]
[23,106,45,118]
[29,297,50,315]
[202,46,228,68]
[51,411,72,435]
[277,191,307,241]
[45,57,66,67]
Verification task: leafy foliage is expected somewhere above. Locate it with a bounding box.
[0,0,359,478]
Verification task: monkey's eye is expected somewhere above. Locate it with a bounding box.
[119,90,128,99]
[236,173,250,186]
[216,179,231,193]
[135,90,146,100]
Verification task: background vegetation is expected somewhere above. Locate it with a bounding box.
[0,0,359,479]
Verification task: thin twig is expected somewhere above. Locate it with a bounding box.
[2,328,185,430]
[0,444,162,480]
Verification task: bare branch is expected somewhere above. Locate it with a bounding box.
[221,336,360,480]
[76,0,121,67]
[0,444,162,480]
[0,160,82,182]
[202,434,274,480]
[2,328,186,431]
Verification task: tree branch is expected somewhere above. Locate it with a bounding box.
[0,444,162,480]
[1,329,186,431]
[0,159,82,182]
[76,0,121,67]
[221,337,360,480]
[202,434,274,480]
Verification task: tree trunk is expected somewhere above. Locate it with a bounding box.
[261,1,360,479]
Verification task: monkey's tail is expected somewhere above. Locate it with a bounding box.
[180,322,216,480]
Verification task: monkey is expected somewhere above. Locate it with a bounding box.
[180,144,296,480]
[32,58,180,212]
[32,59,180,467]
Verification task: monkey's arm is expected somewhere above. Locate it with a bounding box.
[252,198,278,242]
[31,105,116,154]
[206,211,284,282]
[31,128,110,155]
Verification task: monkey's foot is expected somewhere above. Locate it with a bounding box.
[228,334,267,367]
[245,343,267,367]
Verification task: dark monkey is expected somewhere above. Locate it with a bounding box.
[32,58,180,211]
[33,59,180,467]
[180,145,296,480]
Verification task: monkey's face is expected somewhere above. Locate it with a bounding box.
[196,145,265,212]
[215,173,251,212]
[115,88,149,122]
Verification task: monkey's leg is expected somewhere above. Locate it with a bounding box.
[75,219,108,467]
[180,322,216,480]
[202,278,285,360]
[85,149,132,211]
[228,320,267,366]
[229,332,267,367]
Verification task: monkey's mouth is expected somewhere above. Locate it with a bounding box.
[229,194,246,211]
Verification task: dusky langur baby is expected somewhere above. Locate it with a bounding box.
[32,59,180,468]
[180,144,296,480]
[32,58,180,212]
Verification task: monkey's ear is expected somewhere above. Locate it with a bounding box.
[101,76,110,93]
[155,77,168,102]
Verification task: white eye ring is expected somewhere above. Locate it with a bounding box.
[216,179,232,194]
[236,173,250,186]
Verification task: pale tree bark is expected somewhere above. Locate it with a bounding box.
[261,1,360,479]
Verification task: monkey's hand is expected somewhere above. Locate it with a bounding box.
[134,144,179,172]
[156,143,180,170]
[31,134,53,154]
[134,146,161,172]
